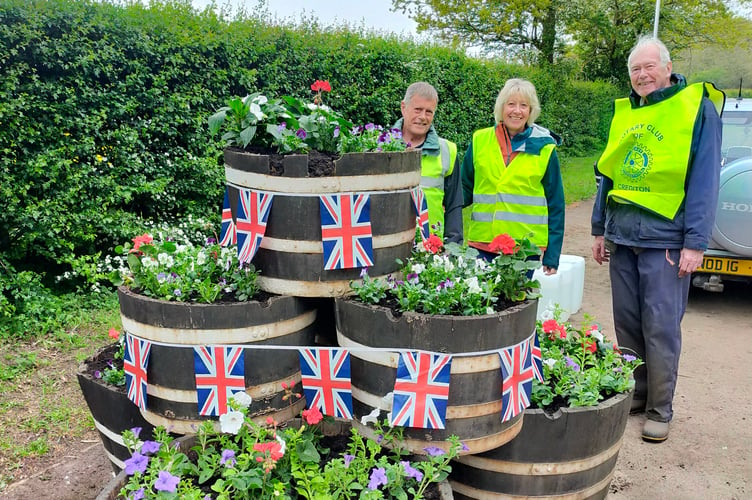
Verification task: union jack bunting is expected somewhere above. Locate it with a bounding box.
[410,187,430,240]
[123,333,152,410]
[390,351,451,429]
[319,193,374,270]
[298,348,354,419]
[236,188,274,264]
[193,346,246,417]
[219,186,237,247]
[499,341,534,422]
[530,332,545,383]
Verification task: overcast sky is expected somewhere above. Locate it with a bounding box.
[191,0,419,36]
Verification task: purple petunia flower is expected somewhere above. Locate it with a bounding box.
[140,441,160,455]
[333,125,340,138]
[360,267,369,278]
[296,128,307,139]
[154,470,180,492]
[124,452,148,476]
[565,356,581,372]
[401,461,424,481]
[93,370,102,379]
[206,237,216,244]
[368,467,388,490]
[623,354,637,362]
[376,434,384,444]
[220,449,236,467]
[365,123,376,131]
[129,488,145,500]
[278,122,287,131]
[423,446,446,457]
[130,427,142,438]
[343,454,355,468]
[461,442,470,452]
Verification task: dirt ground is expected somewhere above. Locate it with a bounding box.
[1,198,750,499]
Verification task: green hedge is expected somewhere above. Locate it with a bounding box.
[0,0,620,335]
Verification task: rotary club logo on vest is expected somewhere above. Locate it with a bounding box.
[619,142,653,189]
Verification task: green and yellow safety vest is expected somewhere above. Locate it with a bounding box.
[467,127,553,247]
[420,138,457,237]
[598,82,724,220]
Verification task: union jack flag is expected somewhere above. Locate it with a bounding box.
[193,346,246,417]
[390,351,451,429]
[411,187,430,240]
[219,187,236,247]
[319,193,374,270]
[500,341,534,422]
[236,188,274,264]
[530,332,544,383]
[298,348,353,419]
[123,334,152,410]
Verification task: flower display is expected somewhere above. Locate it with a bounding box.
[209,81,406,155]
[107,233,260,303]
[351,234,542,316]
[531,313,644,409]
[116,391,462,499]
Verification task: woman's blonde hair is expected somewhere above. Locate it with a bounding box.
[493,78,541,127]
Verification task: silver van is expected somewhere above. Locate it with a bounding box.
[693,95,752,291]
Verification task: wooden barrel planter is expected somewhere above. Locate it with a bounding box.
[77,344,158,472]
[334,298,538,455]
[224,149,421,297]
[449,390,633,499]
[118,287,316,434]
[96,419,455,500]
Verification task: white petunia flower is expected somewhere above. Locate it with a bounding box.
[590,329,604,342]
[539,308,555,321]
[543,358,556,368]
[219,410,244,434]
[275,434,286,456]
[230,391,253,408]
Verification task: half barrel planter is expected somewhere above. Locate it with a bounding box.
[334,297,538,455]
[118,287,316,434]
[449,390,633,499]
[224,149,421,297]
[77,344,158,472]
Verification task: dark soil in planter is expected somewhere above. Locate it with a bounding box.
[361,294,521,319]
[236,146,340,177]
[126,287,278,305]
[84,343,126,394]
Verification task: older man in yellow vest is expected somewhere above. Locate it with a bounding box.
[592,36,724,442]
[394,82,462,243]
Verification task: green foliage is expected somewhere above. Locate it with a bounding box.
[559,154,600,204]
[0,0,619,338]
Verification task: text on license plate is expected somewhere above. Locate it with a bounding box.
[698,256,752,277]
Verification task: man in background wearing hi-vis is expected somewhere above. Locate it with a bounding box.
[394,82,463,244]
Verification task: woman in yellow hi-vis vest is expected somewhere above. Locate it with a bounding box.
[461,79,564,275]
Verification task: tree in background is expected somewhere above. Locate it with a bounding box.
[391,0,563,64]
[391,0,744,82]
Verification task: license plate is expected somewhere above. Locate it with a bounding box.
[698,256,752,277]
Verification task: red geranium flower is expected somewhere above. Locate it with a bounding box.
[130,233,153,253]
[302,407,323,425]
[108,328,120,340]
[541,319,559,334]
[582,339,597,353]
[423,234,443,254]
[311,80,331,92]
[488,234,517,255]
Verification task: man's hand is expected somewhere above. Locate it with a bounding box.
[541,265,557,275]
[592,236,609,265]
[678,248,704,277]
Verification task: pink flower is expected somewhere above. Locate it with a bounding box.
[108,328,120,340]
[311,80,331,92]
[488,233,517,255]
[302,407,323,425]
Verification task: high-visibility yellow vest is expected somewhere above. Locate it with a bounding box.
[467,127,553,247]
[598,82,724,220]
[420,138,457,237]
